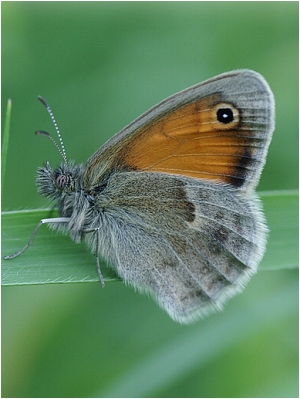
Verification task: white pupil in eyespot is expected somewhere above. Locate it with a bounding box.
[217,108,234,124]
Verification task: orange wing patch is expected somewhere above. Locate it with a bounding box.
[124,97,256,187]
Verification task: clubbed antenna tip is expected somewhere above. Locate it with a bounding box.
[37,96,67,163]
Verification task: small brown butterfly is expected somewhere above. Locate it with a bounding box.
[5,70,275,323]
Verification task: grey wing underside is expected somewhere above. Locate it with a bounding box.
[95,172,267,324]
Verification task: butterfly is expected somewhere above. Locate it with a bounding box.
[5,70,275,324]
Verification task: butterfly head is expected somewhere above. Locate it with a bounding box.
[34,96,80,202]
[36,161,83,202]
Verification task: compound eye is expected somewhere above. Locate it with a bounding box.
[56,173,68,189]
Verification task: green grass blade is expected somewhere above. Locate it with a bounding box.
[1,191,298,286]
[2,209,119,285]
[1,98,12,192]
[260,190,299,270]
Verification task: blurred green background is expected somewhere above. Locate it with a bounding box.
[2,2,298,398]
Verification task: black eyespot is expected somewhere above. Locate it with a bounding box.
[217,108,234,124]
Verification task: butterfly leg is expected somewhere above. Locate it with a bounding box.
[4,217,70,260]
[82,227,105,288]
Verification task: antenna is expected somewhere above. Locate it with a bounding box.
[36,96,67,163]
